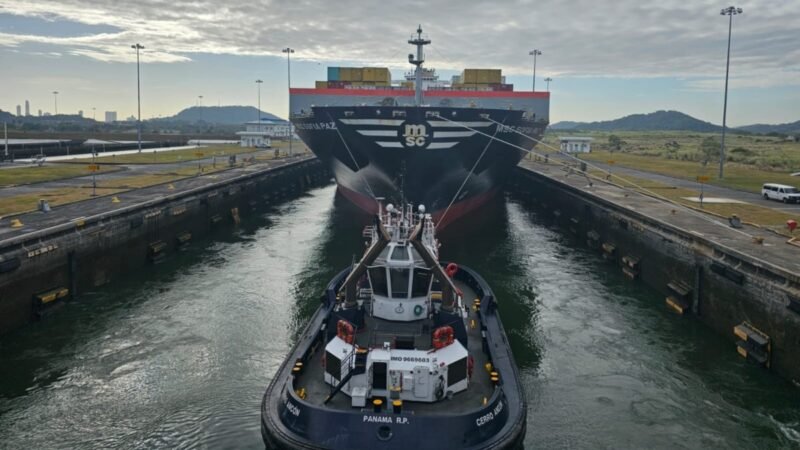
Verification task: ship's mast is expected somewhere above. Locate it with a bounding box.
[408,25,431,106]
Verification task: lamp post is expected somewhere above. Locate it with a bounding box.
[52,91,59,115]
[544,77,553,92]
[131,43,144,153]
[256,79,263,123]
[718,6,742,179]
[529,49,542,91]
[198,95,204,123]
[92,107,96,121]
[282,47,294,156]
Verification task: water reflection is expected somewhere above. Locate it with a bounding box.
[1,186,799,449]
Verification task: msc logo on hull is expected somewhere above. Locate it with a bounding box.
[401,121,429,148]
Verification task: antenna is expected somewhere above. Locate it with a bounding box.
[407,25,431,106]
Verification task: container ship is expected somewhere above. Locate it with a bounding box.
[290,27,550,228]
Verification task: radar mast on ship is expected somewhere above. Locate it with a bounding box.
[408,25,431,106]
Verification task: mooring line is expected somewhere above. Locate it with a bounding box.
[437,115,756,239]
[435,116,506,230]
[325,112,379,203]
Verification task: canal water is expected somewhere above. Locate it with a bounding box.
[1,184,799,449]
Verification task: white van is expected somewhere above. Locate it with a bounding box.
[762,183,800,203]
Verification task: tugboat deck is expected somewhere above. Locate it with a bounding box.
[295,280,495,414]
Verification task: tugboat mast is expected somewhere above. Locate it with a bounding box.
[408,25,431,106]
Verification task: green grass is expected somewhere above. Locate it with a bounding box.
[591,171,798,234]
[0,150,301,216]
[539,130,800,194]
[0,164,120,187]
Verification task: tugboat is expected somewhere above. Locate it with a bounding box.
[261,202,526,449]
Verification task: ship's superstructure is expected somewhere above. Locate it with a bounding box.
[261,201,526,449]
[322,203,470,407]
[289,26,550,228]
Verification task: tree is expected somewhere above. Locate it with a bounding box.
[608,135,624,152]
[700,136,720,166]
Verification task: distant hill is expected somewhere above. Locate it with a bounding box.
[549,121,583,130]
[154,106,284,124]
[737,120,800,135]
[550,110,722,132]
[0,109,15,122]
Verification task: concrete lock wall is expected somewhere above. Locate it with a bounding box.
[512,167,800,383]
[0,160,330,335]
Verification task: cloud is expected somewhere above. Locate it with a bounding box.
[0,0,798,88]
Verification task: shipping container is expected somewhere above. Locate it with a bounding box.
[362,67,390,84]
[339,67,363,82]
[315,81,328,89]
[486,69,502,84]
[462,69,478,83]
[462,69,502,84]
[362,67,376,82]
[327,67,340,81]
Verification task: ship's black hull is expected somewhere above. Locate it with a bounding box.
[293,106,546,229]
[261,265,526,450]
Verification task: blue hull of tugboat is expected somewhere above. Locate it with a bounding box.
[260,266,526,450]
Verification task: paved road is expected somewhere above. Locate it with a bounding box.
[558,156,800,213]
[519,158,800,277]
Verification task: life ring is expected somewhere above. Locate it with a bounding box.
[337,319,355,344]
[432,325,455,349]
[467,355,475,379]
[445,262,459,278]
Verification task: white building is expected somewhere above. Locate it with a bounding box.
[236,119,291,148]
[559,136,593,153]
[105,111,117,123]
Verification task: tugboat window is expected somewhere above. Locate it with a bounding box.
[369,267,388,297]
[390,268,410,298]
[412,269,432,297]
[390,245,409,261]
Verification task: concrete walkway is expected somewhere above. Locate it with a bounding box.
[519,158,800,277]
[547,154,800,213]
[15,145,203,163]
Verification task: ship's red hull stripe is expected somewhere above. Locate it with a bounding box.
[290,88,550,99]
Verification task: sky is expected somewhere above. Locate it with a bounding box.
[0,0,798,126]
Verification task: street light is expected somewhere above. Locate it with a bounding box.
[529,49,542,91]
[92,107,96,120]
[52,91,59,115]
[282,47,295,156]
[718,6,743,179]
[256,79,263,123]
[544,77,553,92]
[131,43,144,153]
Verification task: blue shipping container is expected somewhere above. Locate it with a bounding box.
[327,67,339,81]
